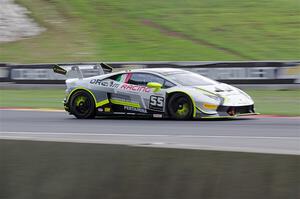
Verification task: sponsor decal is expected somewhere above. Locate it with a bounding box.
[124,106,147,113]
[98,108,104,112]
[120,83,151,93]
[90,79,150,92]
[90,79,120,88]
[90,79,101,85]
[108,81,120,88]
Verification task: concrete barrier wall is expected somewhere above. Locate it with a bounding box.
[0,140,299,199]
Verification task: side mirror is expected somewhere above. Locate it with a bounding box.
[147,82,162,92]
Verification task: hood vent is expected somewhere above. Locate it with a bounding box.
[215,88,224,92]
[214,86,233,92]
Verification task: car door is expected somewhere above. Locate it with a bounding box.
[112,72,168,113]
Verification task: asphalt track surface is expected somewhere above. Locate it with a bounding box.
[0,109,299,155]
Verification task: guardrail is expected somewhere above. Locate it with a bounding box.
[1,61,299,84]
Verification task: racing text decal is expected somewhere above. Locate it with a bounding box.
[90,79,151,93]
[120,83,150,93]
[90,79,120,88]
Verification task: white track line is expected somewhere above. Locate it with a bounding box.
[1,131,299,155]
[1,131,299,140]
[0,135,299,155]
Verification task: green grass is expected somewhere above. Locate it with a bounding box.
[245,89,300,116]
[0,0,299,63]
[1,88,299,116]
[0,89,65,109]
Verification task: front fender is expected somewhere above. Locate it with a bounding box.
[167,87,222,117]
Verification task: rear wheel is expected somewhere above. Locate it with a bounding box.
[167,93,193,120]
[69,90,95,119]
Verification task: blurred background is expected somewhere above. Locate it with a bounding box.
[0,0,299,115]
[1,0,299,62]
[0,1,300,199]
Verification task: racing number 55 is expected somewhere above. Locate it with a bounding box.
[149,95,164,111]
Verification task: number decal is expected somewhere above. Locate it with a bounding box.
[149,96,164,111]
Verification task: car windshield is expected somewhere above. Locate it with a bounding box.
[166,71,218,86]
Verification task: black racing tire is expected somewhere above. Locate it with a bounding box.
[69,90,95,119]
[167,93,193,120]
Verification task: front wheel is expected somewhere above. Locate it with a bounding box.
[167,93,193,120]
[69,90,95,119]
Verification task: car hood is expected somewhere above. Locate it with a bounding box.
[193,83,240,95]
[192,83,254,106]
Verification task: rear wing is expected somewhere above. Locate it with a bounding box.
[53,63,113,79]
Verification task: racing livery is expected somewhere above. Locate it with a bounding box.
[53,63,256,119]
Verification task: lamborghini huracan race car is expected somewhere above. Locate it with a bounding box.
[53,63,256,119]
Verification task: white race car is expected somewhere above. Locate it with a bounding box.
[53,63,256,119]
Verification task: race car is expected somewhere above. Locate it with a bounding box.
[53,63,256,119]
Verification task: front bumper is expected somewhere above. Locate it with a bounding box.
[217,105,255,115]
[195,104,256,118]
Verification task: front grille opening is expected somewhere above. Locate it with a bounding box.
[222,105,254,116]
[227,107,236,116]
